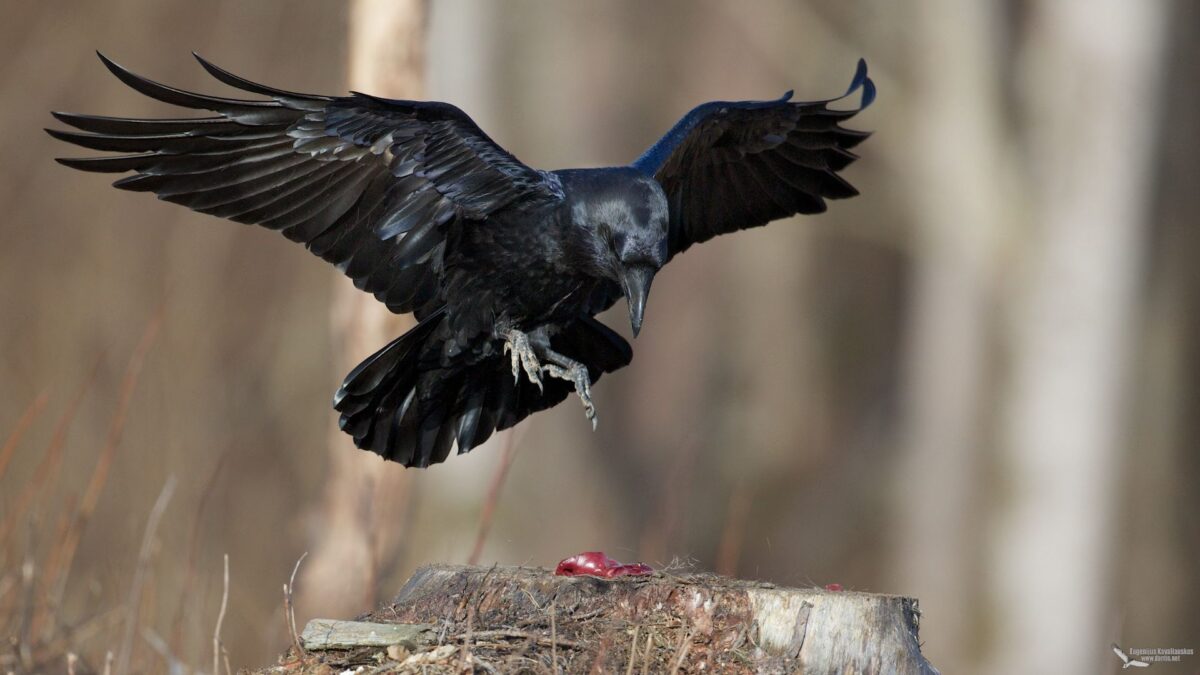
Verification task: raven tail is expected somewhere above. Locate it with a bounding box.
[334,314,631,468]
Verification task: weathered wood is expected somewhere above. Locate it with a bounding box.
[300,620,434,651]
[278,564,939,674]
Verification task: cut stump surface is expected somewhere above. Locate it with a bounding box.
[261,564,939,674]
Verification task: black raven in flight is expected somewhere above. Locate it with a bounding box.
[49,53,875,468]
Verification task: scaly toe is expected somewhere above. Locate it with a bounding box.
[504,342,519,379]
[527,367,544,393]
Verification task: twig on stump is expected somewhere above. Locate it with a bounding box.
[212,553,229,675]
[283,551,309,658]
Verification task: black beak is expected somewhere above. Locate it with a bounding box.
[620,265,655,337]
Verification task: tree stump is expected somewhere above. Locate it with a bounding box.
[267,564,939,674]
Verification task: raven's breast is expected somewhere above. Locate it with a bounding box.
[440,212,606,339]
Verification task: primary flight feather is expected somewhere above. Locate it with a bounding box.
[49,53,875,467]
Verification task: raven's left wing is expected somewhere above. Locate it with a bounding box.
[632,59,875,260]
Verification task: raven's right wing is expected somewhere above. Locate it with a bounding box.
[48,53,563,318]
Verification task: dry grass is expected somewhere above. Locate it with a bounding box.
[283,552,308,662]
[214,554,230,675]
[115,476,177,675]
[0,314,236,674]
[1,357,106,672]
[247,568,779,675]
[0,393,49,483]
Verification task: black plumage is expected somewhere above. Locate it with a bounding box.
[49,53,874,467]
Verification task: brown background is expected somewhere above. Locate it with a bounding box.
[1,1,1196,673]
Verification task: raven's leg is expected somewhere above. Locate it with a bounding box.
[502,328,543,392]
[540,349,597,430]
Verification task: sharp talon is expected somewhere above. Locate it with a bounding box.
[542,358,598,426]
[502,329,544,389]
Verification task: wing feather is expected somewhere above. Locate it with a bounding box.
[632,59,874,259]
[49,53,563,318]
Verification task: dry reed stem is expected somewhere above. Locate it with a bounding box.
[459,605,474,672]
[468,429,521,565]
[637,433,699,564]
[624,625,639,675]
[282,581,295,652]
[142,563,159,660]
[29,495,77,639]
[44,313,163,623]
[29,605,124,668]
[447,630,581,649]
[669,627,694,675]
[0,391,49,484]
[140,626,186,673]
[550,598,557,674]
[171,450,231,659]
[80,311,162,514]
[715,479,752,577]
[213,554,229,675]
[284,551,308,658]
[639,631,653,675]
[0,573,14,607]
[0,359,101,544]
[587,636,610,675]
[366,465,417,607]
[18,540,35,671]
[116,476,176,675]
[360,479,380,608]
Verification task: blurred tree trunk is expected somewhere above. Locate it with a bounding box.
[1125,0,1200,649]
[892,2,1012,668]
[298,0,427,619]
[894,3,1169,672]
[984,2,1166,673]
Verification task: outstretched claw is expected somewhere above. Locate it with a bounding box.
[543,357,597,430]
[502,329,543,392]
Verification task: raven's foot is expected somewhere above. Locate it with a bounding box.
[542,351,596,430]
[502,329,543,392]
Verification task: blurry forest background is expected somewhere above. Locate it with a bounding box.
[1,1,1197,674]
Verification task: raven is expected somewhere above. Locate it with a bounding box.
[49,53,875,468]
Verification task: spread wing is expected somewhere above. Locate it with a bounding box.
[48,53,563,318]
[632,59,875,260]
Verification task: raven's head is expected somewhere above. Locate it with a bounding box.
[566,170,669,337]
[609,219,665,338]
